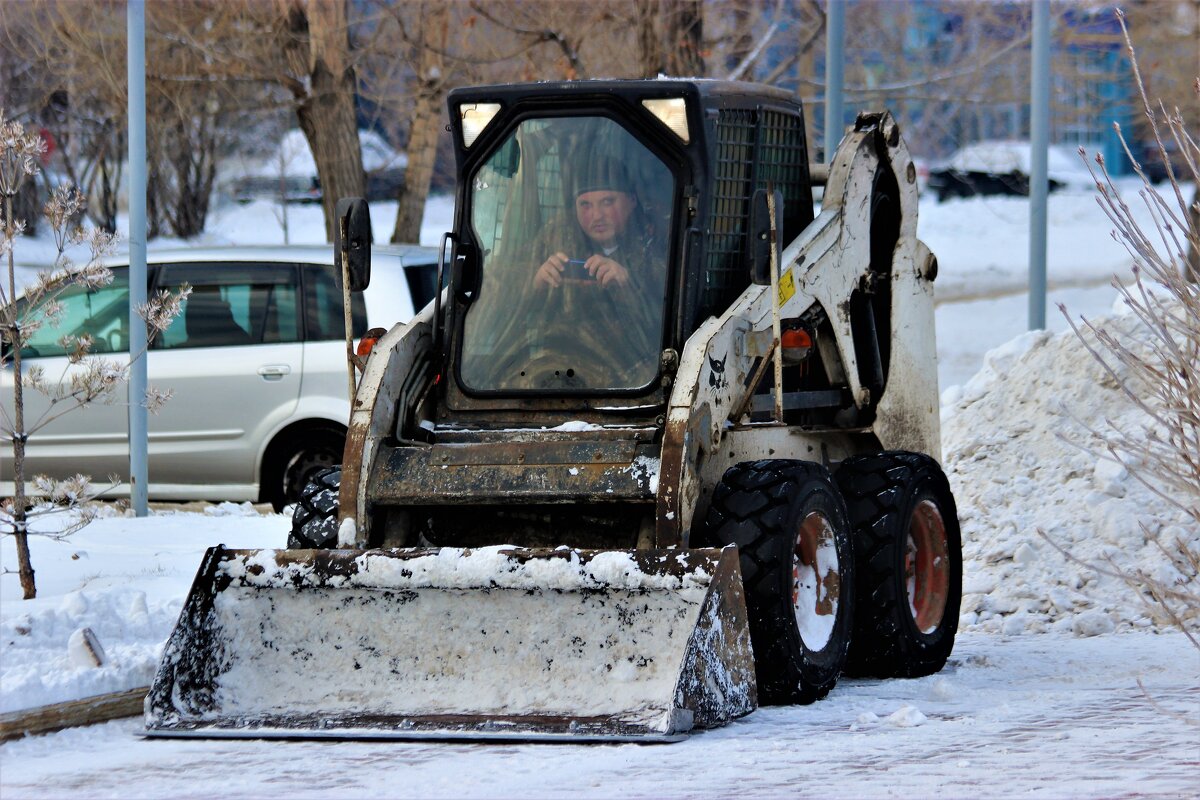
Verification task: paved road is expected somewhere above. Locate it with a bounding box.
[2,633,1195,799]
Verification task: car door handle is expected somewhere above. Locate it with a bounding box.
[258,364,291,381]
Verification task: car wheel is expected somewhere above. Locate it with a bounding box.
[262,427,344,512]
[835,451,962,678]
[701,460,856,705]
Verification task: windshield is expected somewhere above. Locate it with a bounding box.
[459,116,676,393]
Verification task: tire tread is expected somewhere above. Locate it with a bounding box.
[702,459,855,705]
[288,466,342,549]
[835,452,962,678]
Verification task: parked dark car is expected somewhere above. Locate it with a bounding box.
[365,167,406,201]
[928,141,1093,202]
[233,175,322,205]
[232,169,406,205]
[1138,140,1190,185]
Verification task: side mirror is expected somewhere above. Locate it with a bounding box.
[748,188,783,286]
[335,197,372,292]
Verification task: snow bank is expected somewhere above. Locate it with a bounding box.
[942,303,1195,636]
[0,506,285,713]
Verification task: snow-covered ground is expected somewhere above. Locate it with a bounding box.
[1,632,1194,798]
[3,185,1197,796]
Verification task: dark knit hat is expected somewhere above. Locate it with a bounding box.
[572,156,634,197]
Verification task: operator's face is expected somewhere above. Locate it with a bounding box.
[575,190,635,249]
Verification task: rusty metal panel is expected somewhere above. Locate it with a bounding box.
[432,438,638,467]
[368,441,659,505]
[340,311,435,546]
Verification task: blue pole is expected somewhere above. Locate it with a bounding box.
[1028,0,1050,331]
[127,0,148,516]
[824,0,845,164]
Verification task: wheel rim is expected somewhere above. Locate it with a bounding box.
[906,499,950,633]
[282,445,339,506]
[793,511,841,652]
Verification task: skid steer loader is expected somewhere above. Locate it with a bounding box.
[145,80,962,743]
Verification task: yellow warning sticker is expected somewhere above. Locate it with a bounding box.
[777,268,796,306]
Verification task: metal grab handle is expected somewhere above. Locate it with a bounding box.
[258,365,291,380]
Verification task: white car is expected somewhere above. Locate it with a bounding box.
[1,245,438,509]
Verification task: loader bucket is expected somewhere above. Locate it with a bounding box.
[144,545,756,743]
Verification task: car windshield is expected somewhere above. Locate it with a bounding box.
[459,116,675,393]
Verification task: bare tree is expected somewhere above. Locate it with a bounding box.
[3,1,128,232]
[1,117,186,599]
[664,0,706,77]
[742,1,1196,163]
[387,2,448,244]
[278,0,365,239]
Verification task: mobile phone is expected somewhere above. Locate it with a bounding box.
[562,258,591,280]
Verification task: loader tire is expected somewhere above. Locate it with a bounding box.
[289,466,341,549]
[835,452,962,678]
[702,460,855,705]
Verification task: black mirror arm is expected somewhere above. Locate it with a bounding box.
[433,232,457,375]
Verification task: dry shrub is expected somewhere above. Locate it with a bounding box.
[1049,11,1199,651]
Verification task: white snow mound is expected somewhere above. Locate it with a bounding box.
[943,307,1195,635]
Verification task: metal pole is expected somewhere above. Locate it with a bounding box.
[767,188,783,424]
[127,0,148,516]
[824,0,845,164]
[1028,0,1050,331]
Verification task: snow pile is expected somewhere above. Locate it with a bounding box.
[942,304,1195,636]
[0,507,286,713]
[2,587,168,713]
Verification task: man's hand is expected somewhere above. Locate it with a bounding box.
[585,254,630,288]
[535,252,569,288]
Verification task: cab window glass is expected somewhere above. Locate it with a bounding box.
[303,264,366,341]
[460,116,676,393]
[19,269,131,357]
[157,263,300,349]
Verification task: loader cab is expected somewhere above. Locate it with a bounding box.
[442,81,814,412]
[455,112,677,395]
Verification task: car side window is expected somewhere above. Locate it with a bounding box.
[156,263,300,349]
[403,261,440,311]
[18,268,131,357]
[303,264,366,341]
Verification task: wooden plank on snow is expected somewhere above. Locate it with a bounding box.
[0,686,148,742]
